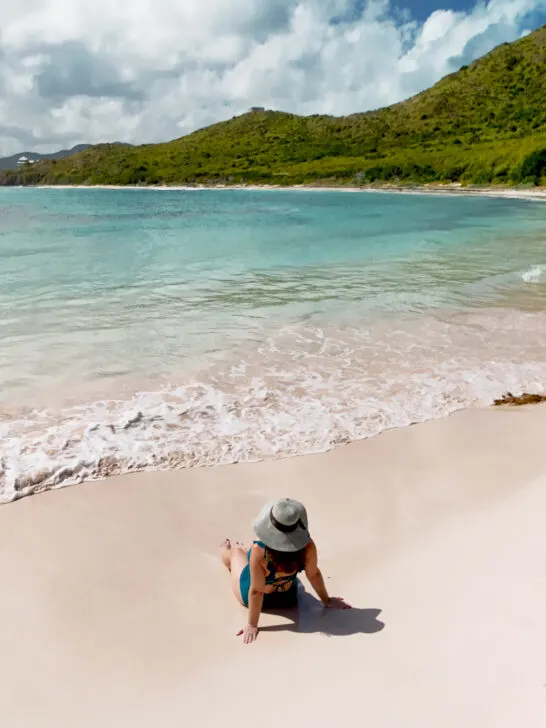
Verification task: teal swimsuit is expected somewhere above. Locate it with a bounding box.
[239,540,301,609]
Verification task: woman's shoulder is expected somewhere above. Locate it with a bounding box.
[303,539,317,563]
[249,541,267,558]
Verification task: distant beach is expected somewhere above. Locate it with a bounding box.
[33,181,546,202]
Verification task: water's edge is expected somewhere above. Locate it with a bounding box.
[2,399,475,505]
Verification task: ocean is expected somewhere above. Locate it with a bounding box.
[1,187,546,502]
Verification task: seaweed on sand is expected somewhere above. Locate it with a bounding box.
[493,392,546,406]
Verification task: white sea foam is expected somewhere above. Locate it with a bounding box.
[2,309,546,504]
[522,265,545,283]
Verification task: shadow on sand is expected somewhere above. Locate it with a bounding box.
[259,586,385,638]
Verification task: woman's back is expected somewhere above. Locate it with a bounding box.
[253,540,306,590]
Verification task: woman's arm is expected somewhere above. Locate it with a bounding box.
[237,545,266,644]
[304,540,330,604]
[248,546,266,628]
[304,540,350,609]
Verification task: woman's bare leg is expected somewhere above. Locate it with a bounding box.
[219,539,248,605]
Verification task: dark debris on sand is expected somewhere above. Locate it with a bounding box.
[493,392,546,406]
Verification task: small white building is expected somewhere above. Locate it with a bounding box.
[17,156,36,167]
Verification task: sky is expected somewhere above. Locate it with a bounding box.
[0,0,545,155]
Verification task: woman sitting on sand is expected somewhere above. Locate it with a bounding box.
[220,497,350,644]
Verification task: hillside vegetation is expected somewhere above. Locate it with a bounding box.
[2,25,546,188]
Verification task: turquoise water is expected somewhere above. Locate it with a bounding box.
[1,187,546,501]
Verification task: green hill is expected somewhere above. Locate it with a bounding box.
[3,24,546,188]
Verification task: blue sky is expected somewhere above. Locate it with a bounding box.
[0,0,545,155]
[404,0,545,22]
[336,0,546,24]
[403,0,480,19]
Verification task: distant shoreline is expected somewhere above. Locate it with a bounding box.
[24,182,546,202]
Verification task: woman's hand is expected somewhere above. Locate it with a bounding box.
[236,625,259,644]
[325,596,351,610]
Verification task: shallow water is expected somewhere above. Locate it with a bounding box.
[1,187,546,501]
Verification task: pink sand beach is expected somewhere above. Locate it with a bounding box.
[1,403,545,727]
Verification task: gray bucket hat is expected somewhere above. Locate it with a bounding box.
[253,498,311,552]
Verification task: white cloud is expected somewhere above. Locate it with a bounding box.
[0,0,544,154]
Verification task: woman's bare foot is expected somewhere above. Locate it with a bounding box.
[219,538,232,570]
